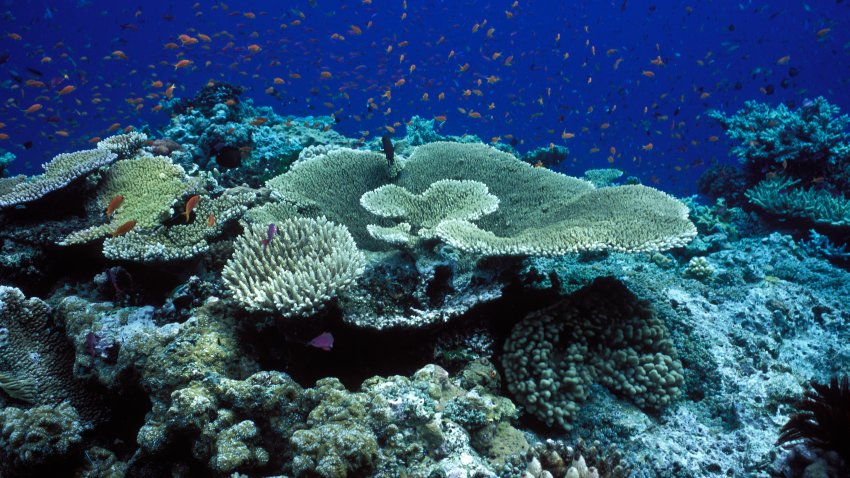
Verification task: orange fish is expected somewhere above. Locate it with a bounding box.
[7,33,21,40]
[24,103,43,114]
[207,214,215,227]
[816,28,831,38]
[151,80,164,88]
[320,71,332,79]
[247,44,261,53]
[111,219,137,237]
[641,70,655,78]
[642,143,654,151]
[183,195,200,222]
[273,77,284,85]
[561,131,575,139]
[106,195,125,217]
[112,50,129,60]
[0,133,8,140]
[165,84,175,99]
[25,79,45,88]
[250,117,268,126]
[173,59,193,70]
[776,55,791,65]
[650,56,664,66]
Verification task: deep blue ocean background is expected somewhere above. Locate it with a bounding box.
[1,0,849,196]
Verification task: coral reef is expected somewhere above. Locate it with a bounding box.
[0,148,116,208]
[502,278,684,430]
[222,216,366,317]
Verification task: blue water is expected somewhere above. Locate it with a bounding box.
[1,0,849,195]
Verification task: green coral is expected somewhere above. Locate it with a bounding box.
[222,216,366,317]
[61,156,192,245]
[398,142,695,256]
[434,184,696,256]
[266,148,395,249]
[101,187,257,261]
[502,278,684,430]
[361,179,498,244]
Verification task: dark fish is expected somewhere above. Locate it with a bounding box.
[215,146,241,168]
[0,52,9,65]
[22,141,32,150]
[119,23,140,31]
[381,134,394,167]
[788,67,799,77]
[25,67,43,77]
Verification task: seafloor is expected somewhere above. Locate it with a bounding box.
[0,84,847,478]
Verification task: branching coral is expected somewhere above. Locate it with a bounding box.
[222,216,366,317]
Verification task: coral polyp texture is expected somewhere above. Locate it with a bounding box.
[502,278,684,430]
[222,216,366,317]
[60,155,193,245]
[0,148,117,208]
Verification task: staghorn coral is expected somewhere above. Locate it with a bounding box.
[60,156,194,245]
[222,216,366,317]
[0,148,117,208]
[101,187,257,262]
[708,97,850,185]
[502,278,684,431]
[746,175,850,227]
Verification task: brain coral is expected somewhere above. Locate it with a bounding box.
[222,216,366,317]
[502,277,684,430]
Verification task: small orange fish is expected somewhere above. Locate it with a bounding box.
[642,143,654,151]
[183,195,200,222]
[650,56,664,66]
[106,195,125,217]
[250,117,268,126]
[273,77,284,85]
[111,219,137,237]
[320,71,332,79]
[112,50,129,60]
[24,103,43,114]
[107,123,121,132]
[151,80,163,88]
[207,214,215,227]
[7,33,22,40]
[776,55,791,65]
[434,115,447,122]
[165,84,175,99]
[247,44,261,52]
[0,133,8,140]
[641,70,655,78]
[561,131,575,139]
[816,28,831,38]
[173,59,193,70]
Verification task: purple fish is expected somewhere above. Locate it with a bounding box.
[261,223,277,250]
[85,332,101,360]
[307,332,334,352]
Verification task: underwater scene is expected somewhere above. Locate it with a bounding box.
[1,0,850,477]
